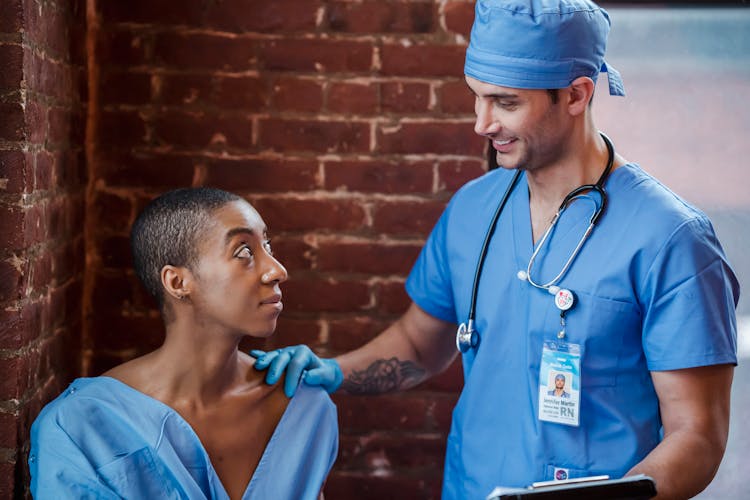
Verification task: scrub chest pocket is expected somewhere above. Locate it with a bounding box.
[536,292,642,389]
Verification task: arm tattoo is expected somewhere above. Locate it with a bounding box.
[341,357,426,395]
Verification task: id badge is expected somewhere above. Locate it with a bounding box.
[538,340,581,426]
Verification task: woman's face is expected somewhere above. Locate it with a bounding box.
[187,200,288,338]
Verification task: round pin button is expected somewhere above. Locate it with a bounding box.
[554,288,575,311]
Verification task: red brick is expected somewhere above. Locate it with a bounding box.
[0,204,25,250]
[25,100,46,144]
[259,39,372,73]
[437,159,485,192]
[0,412,18,448]
[381,81,431,114]
[86,351,128,377]
[269,317,322,349]
[36,3,68,60]
[203,0,321,33]
[0,150,30,193]
[49,279,83,333]
[98,235,132,269]
[325,472,442,500]
[204,158,319,192]
[250,197,367,232]
[376,121,482,155]
[259,118,369,154]
[327,81,378,115]
[47,106,74,145]
[215,76,268,110]
[439,79,474,114]
[328,316,390,352]
[421,360,464,395]
[30,251,52,292]
[98,110,147,149]
[372,200,446,235]
[271,76,323,113]
[100,0,321,33]
[444,0,476,38]
[0,301,41,350]
[326,1,437,34]
[54,150,86,190]
[338,433,447,470]
[96,30,150,66]
[317,242,421,275]
[0,44,23,91]
[375,280,410,315]
[0,462,18,499]
[91,191,132,234]
[155,33,257,71]
[334,394,432,432]
[0,355,28,400]
[38,58,73,101]
[158,74,213,106]
[91,313,164,352]
[380,44,466,77]
[153,111,253,150]
[282,278,370,313]
[99,0,201,25]
[0,0,22,33]
[0,258,27,302]
[51,240,84,285]
[99,70,151,105]
[34,151,54,191]
[0,103,25,141]
[23,204,47,248]
[324,159,433,194]
[264,236,314,273]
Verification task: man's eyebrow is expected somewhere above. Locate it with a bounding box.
[463,81,519,100]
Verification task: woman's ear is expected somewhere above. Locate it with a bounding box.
[566,76,595,116]
[161,265,191,302]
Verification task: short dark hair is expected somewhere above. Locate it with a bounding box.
[130,187,242,306]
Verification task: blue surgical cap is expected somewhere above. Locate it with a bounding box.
[465,0,625,96]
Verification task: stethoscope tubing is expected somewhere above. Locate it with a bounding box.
[457,133,615,352]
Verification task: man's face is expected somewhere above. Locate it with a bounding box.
[187,200,288,338]
[555,377,565,390]
[465,75,570,173]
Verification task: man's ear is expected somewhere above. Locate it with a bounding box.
[565,76,595,116]
[161,265,192,302]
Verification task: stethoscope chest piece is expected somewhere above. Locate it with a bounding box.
[456,322,479,353]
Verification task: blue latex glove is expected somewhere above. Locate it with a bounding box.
[250,345,343,398]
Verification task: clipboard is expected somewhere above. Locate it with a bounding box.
[486,474,657,500]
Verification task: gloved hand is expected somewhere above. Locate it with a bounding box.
[250,345,344,398]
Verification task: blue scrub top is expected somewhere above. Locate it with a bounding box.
[406,164,739,500]
[30,377,338,499]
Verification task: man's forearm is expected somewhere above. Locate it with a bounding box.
[627,428,726,499]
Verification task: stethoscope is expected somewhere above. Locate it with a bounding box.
[456,133,615,353]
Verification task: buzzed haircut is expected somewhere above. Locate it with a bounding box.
[130,187,241,306]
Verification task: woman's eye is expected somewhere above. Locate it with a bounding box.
[236,246,253,259]
[263,240,273,255]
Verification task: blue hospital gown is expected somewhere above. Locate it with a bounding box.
[406,164,739,499]
[29,376,338,499]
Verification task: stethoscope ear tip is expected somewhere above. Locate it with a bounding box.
[517,270,528,281]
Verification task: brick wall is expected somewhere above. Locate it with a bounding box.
[86,0,483,497]
[0,0,87,497]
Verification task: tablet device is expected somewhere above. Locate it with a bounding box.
[486,474,656,500]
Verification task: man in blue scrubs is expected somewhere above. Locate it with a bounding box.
[253,1,739,498]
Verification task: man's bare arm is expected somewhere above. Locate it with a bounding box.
[336,302,458,395]
[627,363,733,499]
